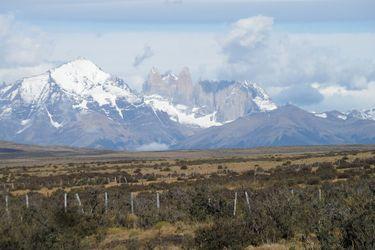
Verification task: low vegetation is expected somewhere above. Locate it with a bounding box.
[0,147,374,249]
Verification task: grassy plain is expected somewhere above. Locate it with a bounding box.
[0,142,374,249]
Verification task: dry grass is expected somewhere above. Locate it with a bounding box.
[94,221,196,249]
[4,146,375,197]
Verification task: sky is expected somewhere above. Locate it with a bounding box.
[0,0,375,112]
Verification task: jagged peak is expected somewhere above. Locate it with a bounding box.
[150,66,160,75]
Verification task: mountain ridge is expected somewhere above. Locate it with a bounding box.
[0,58,190,150]
[143,67,277,126]
[1,58,374,151]
[175,104,375,150]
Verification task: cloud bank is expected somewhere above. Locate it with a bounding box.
[219,15,375,107]
[0,14,54,83]
[1,13,374,112]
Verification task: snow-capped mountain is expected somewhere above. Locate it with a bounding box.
[143,68,277,127]
[2,58,373,151]
[176,105,375,150]
[313,107,375,121]
[346,107,375,121]
[0,58,188,150]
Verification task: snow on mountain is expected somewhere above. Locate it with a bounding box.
[144,68,277,126]
[313,108,375,121]
[54,59,139,107]
[195,79,277,122]
[0,58,189,150]
[347,107,375,121]
[2,58,142,120]
[241,81,277,112]
[144,94,222,128]
[314,112,328,119]
[1,58,374,151]
[176,105,375,150]
[313,111,347,120]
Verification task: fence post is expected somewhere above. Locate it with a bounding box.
[245,191,251,213]
[25,194,29,208]
[104,192,109,213]
[233,192,238,216]
[75,193,84,213]
[130,192,134,214]
[64,193,68,212]
[5,195,9,217]
[156,192,160,210]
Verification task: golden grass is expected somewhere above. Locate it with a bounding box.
[96,221,196,249]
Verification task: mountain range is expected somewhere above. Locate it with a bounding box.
[0,58,374,150]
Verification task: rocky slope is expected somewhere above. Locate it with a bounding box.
[143,68,277,127]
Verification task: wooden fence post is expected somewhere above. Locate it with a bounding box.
[245,191,251,213]
[233,192,238,216]
[64,193,68,212]
[75,193,84,213]
[130,193,134,214]
[104,192,109,212]
[5,195,9,217]
[156,192,160,210]
[25,194,29,208]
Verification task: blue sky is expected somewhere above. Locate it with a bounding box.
[1,0,375,111]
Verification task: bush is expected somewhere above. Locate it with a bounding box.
[307,177,321,185]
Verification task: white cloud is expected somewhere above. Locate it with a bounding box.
[135,142,169,151]
[0,14,54,83]
[221,15,274,64]
[0,14,53,67]
[310,82,375,111]
[219,16,375,108]
[1,13,374,113]
[0,63,55,84]
[48,31,222,89]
